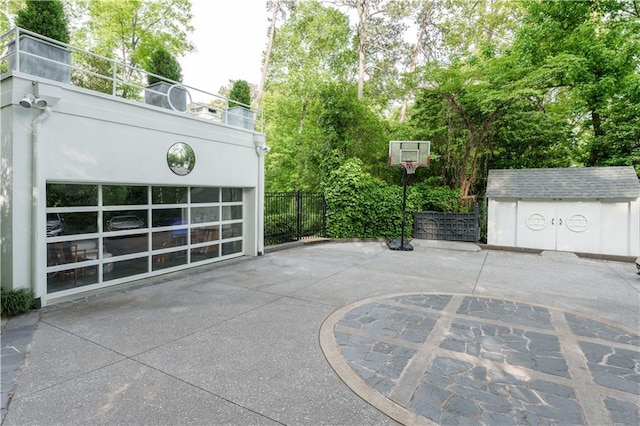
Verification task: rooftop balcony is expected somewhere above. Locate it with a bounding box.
[1,27,263,132]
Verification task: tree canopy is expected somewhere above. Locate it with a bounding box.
[261,0,639,199]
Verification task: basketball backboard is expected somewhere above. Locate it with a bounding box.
[388,141,430,168]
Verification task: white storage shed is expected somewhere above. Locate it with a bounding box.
[486,167,640,256]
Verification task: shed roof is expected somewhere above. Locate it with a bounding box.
[486,166,640,199]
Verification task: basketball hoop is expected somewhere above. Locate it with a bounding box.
[387,141,431,251]
[401,161,419,175]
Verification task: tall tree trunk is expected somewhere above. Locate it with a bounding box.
[399,25,426,122]
[587,109,603,166]
[255,0,281,111]
[356,0,369,99]
[298,94,311,134]
[399,2,435,122]
[444,93,505,199]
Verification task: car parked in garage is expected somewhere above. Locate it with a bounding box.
[107,215,145,231]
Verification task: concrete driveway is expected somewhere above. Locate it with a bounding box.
[2,240,639,425]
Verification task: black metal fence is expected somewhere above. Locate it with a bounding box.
[264,191,326,245]
[413,205,480,242]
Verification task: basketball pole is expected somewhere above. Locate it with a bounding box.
[387,164,413,251]
[400,166,410,250]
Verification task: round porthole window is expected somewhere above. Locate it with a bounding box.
[167,142,195,176]
[526,213,547,231]
[566,214,589,233]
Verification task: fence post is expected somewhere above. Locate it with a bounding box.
[322,194,327,237]
[474,203,480,242]
[296,190,303,240]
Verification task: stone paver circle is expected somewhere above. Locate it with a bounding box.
[319,293,640,425]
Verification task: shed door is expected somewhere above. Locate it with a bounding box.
[555,202,600,253]
[516,201,556,250]
[516,201,600,252]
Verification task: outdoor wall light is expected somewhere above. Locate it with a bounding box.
[19,93,49,109]
[19,93,36,108]
[34,97,48,108]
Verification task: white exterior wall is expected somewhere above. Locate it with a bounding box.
[41,84,258,186]
[1,77,35,293]
[487,198,517,247]
[1,75,265,304]
[487,196,640,256]
[600,200,640,256]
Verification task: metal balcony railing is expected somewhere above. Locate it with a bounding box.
[0,27,263,132]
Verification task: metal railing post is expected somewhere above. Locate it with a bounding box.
[15,27,20,72]
[112,60,117,96]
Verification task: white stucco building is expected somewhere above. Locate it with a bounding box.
[1,29,267,306]
[486,167,640,257]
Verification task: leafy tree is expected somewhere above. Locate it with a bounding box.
[264,80,390,192]
[486,97,576,171]
[267,1,355,93]
[315,82,390,182]
[332,0,409,100]
[264,1,357,191]
[513,0,640,169]
[438,0,524,61]
[70,50,114,94]
[228,79,251,108]
[410,55,524,199]
[15,0,70,43]
[255,0,296,110]
[146,46,182,85]
[0,0,23,34]
[596,72,640,172]
[398,0,442,122]
[82,0,194,86]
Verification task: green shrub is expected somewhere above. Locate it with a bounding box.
[229,80,251,108]
[323,158,462,239]
[146,47,182,85]
[16,0,70,44]
[1,288,35,317]
[411,180,461,212]
[264,212,297,245]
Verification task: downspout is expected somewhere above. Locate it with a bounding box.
[32,106,51,305]
[254,134,268,256]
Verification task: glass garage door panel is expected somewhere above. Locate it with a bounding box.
[105,234,148,256]
[222,241,242,256]
[222,205,242,220]
[45,184,244,296]
[103,185,148,205]
[191,187,219,203]
[103,257,148,282]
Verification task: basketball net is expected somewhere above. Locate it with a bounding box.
[401,162,419,175]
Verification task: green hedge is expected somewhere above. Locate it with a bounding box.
[323,158,461,239]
